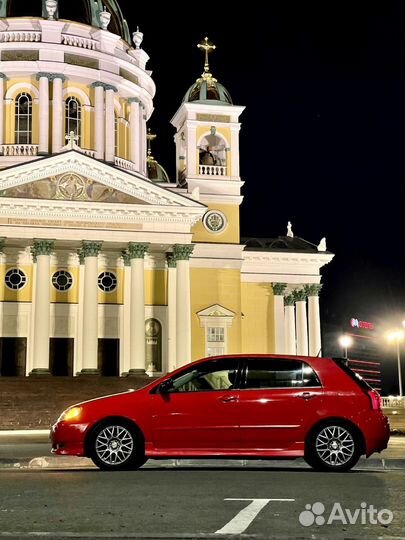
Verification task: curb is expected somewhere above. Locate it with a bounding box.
[0,455,404,470]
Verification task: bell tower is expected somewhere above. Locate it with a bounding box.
[171,38,245,244]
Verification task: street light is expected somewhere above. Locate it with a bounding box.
[386,330,404,398]
[338,334,353,359]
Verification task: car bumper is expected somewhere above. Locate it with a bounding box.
[50,421,90,457]
[361,412,390,456]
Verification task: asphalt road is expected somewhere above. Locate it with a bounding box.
[0,468,404,539]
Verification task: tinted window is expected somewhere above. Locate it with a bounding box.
[169,358,240,393]
[244,359,321,389]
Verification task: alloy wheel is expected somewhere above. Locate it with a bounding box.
[315,425,355,467]
[95,425,134,466]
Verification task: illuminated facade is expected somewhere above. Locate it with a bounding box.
[0,1,333,376]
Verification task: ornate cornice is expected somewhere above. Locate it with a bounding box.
[272,282,287,296]
[31,239,54,261]
[173,244,195,261]
[91,82,118,92]
[166,254,176,268]
[127,242,149,259]
[80,241,103,258]
[304,284,323,297]
[293,288,307,302]
[284,294,295,307]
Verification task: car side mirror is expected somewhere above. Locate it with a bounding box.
[159,378,174,393]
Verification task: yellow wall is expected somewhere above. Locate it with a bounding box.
[192,203,240,244]
[97,267,124,304]
[190,268,241,360]
[0,264,33,302]
[145,269,167,306]
[241,282,275,353]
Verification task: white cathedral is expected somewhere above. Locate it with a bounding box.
[0,0,333,378]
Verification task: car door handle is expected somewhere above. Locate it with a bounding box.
[298,392,317,400]
[220,395,238,403]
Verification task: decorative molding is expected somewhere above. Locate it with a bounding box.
[272,283,287,296]
[31,239,55,261]
[121,251,131,266]
[293,288,307,302]
[127,242,149,259]
[284,294,295,307]
[80,241,102,258]
[173,244,195,261]
[304,284,323,297]
[166,254,176,268]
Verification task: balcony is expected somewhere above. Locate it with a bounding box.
[0,144,39,157]
[199,165,227,176]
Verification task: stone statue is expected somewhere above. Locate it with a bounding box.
[317,237,327,251]
[286,221,294,238]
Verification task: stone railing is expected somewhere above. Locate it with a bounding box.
[382,396,405,408]
[81,149,96,158]
[61,34,98,51]
[0,31,41,43]
[0,144,39,156]
[114,156,137,172]
[199,164,227,176]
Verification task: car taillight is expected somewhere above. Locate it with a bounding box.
[367,390,382,410]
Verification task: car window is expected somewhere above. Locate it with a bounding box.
[243,359,321,389]
[170,358,239,393]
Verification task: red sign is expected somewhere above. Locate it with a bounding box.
[350,318,374,330]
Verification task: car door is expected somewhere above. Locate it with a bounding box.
[238,357,324,452]
[149,357,242,454]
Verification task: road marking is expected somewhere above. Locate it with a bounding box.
[215,498,295,535]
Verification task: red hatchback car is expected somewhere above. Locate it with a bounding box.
[51,355,390,472]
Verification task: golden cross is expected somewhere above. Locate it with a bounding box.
[147,128,157,157]
[197,37,216,74]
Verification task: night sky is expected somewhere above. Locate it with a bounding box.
[117,2,404,384]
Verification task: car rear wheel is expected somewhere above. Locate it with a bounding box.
[305,422,361,472]
[89,421,147,471]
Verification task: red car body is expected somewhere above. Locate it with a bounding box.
[51,355,390,471]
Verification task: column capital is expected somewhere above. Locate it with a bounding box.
[272,282,287,296]
[128,97,141,105]
[284,294,295,307]
[31,239,54,262]
[173,244,194,261]
[91,81,117,92]
[50,73,67,82]
[80,241,103,258]
[293,288,307,302]
[36,72,54,81]
[127,242,149,259]
[0,237,6,252]
[304,284,323,297]
[121,251,131,266]
[166,254,176,268]
[0,73,8,81]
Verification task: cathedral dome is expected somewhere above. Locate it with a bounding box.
[183,37,233,105]
[146,131,170,183]
[1,0,131,43]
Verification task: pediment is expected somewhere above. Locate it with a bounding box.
[197,304,236,318]
[0,151,204,208]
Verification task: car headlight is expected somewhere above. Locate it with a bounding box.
[58,406,82,423]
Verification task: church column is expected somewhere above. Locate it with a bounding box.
[120,254,131,375]
[306,284,323,356]
[79,241,102,374]
[166,255,177,373]
[186,125,197,176]
[104,85,117,163]
[37,73,50,155]
[51,74,66,154]
[0,74,7,147]
[128,98,140,169]
[174,244,194,367]
[141,106,147,175]
[230,125,241,177]
[92,83,105,160]
[29,240,54,375]
[294,289,309,355]
[284,294,296,355]
[128,243,149,374]
[272,283,286,354]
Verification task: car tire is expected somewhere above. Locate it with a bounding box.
[89,420,147,471]
[305,421,362,472]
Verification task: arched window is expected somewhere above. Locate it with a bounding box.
[114,114,119,157]
[65,96,81,146]
[15,93,32,144]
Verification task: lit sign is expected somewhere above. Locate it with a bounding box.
[350,318,374,330]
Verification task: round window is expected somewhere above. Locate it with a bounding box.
[203,210,227,233]
[5,268,27,290]
[98,271,117,293]
[52,270,73,291]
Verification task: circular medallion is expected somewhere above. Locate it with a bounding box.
[203,210,227,233]
[56,173,87,200]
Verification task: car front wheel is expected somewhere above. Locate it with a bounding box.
[305,422,362,472]
[89,421,147,471]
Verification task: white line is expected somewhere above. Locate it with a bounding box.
[215,498,295,535]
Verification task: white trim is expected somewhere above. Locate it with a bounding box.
[63,87,91,107]
[197,131,230,148]
[5,82,39,100]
